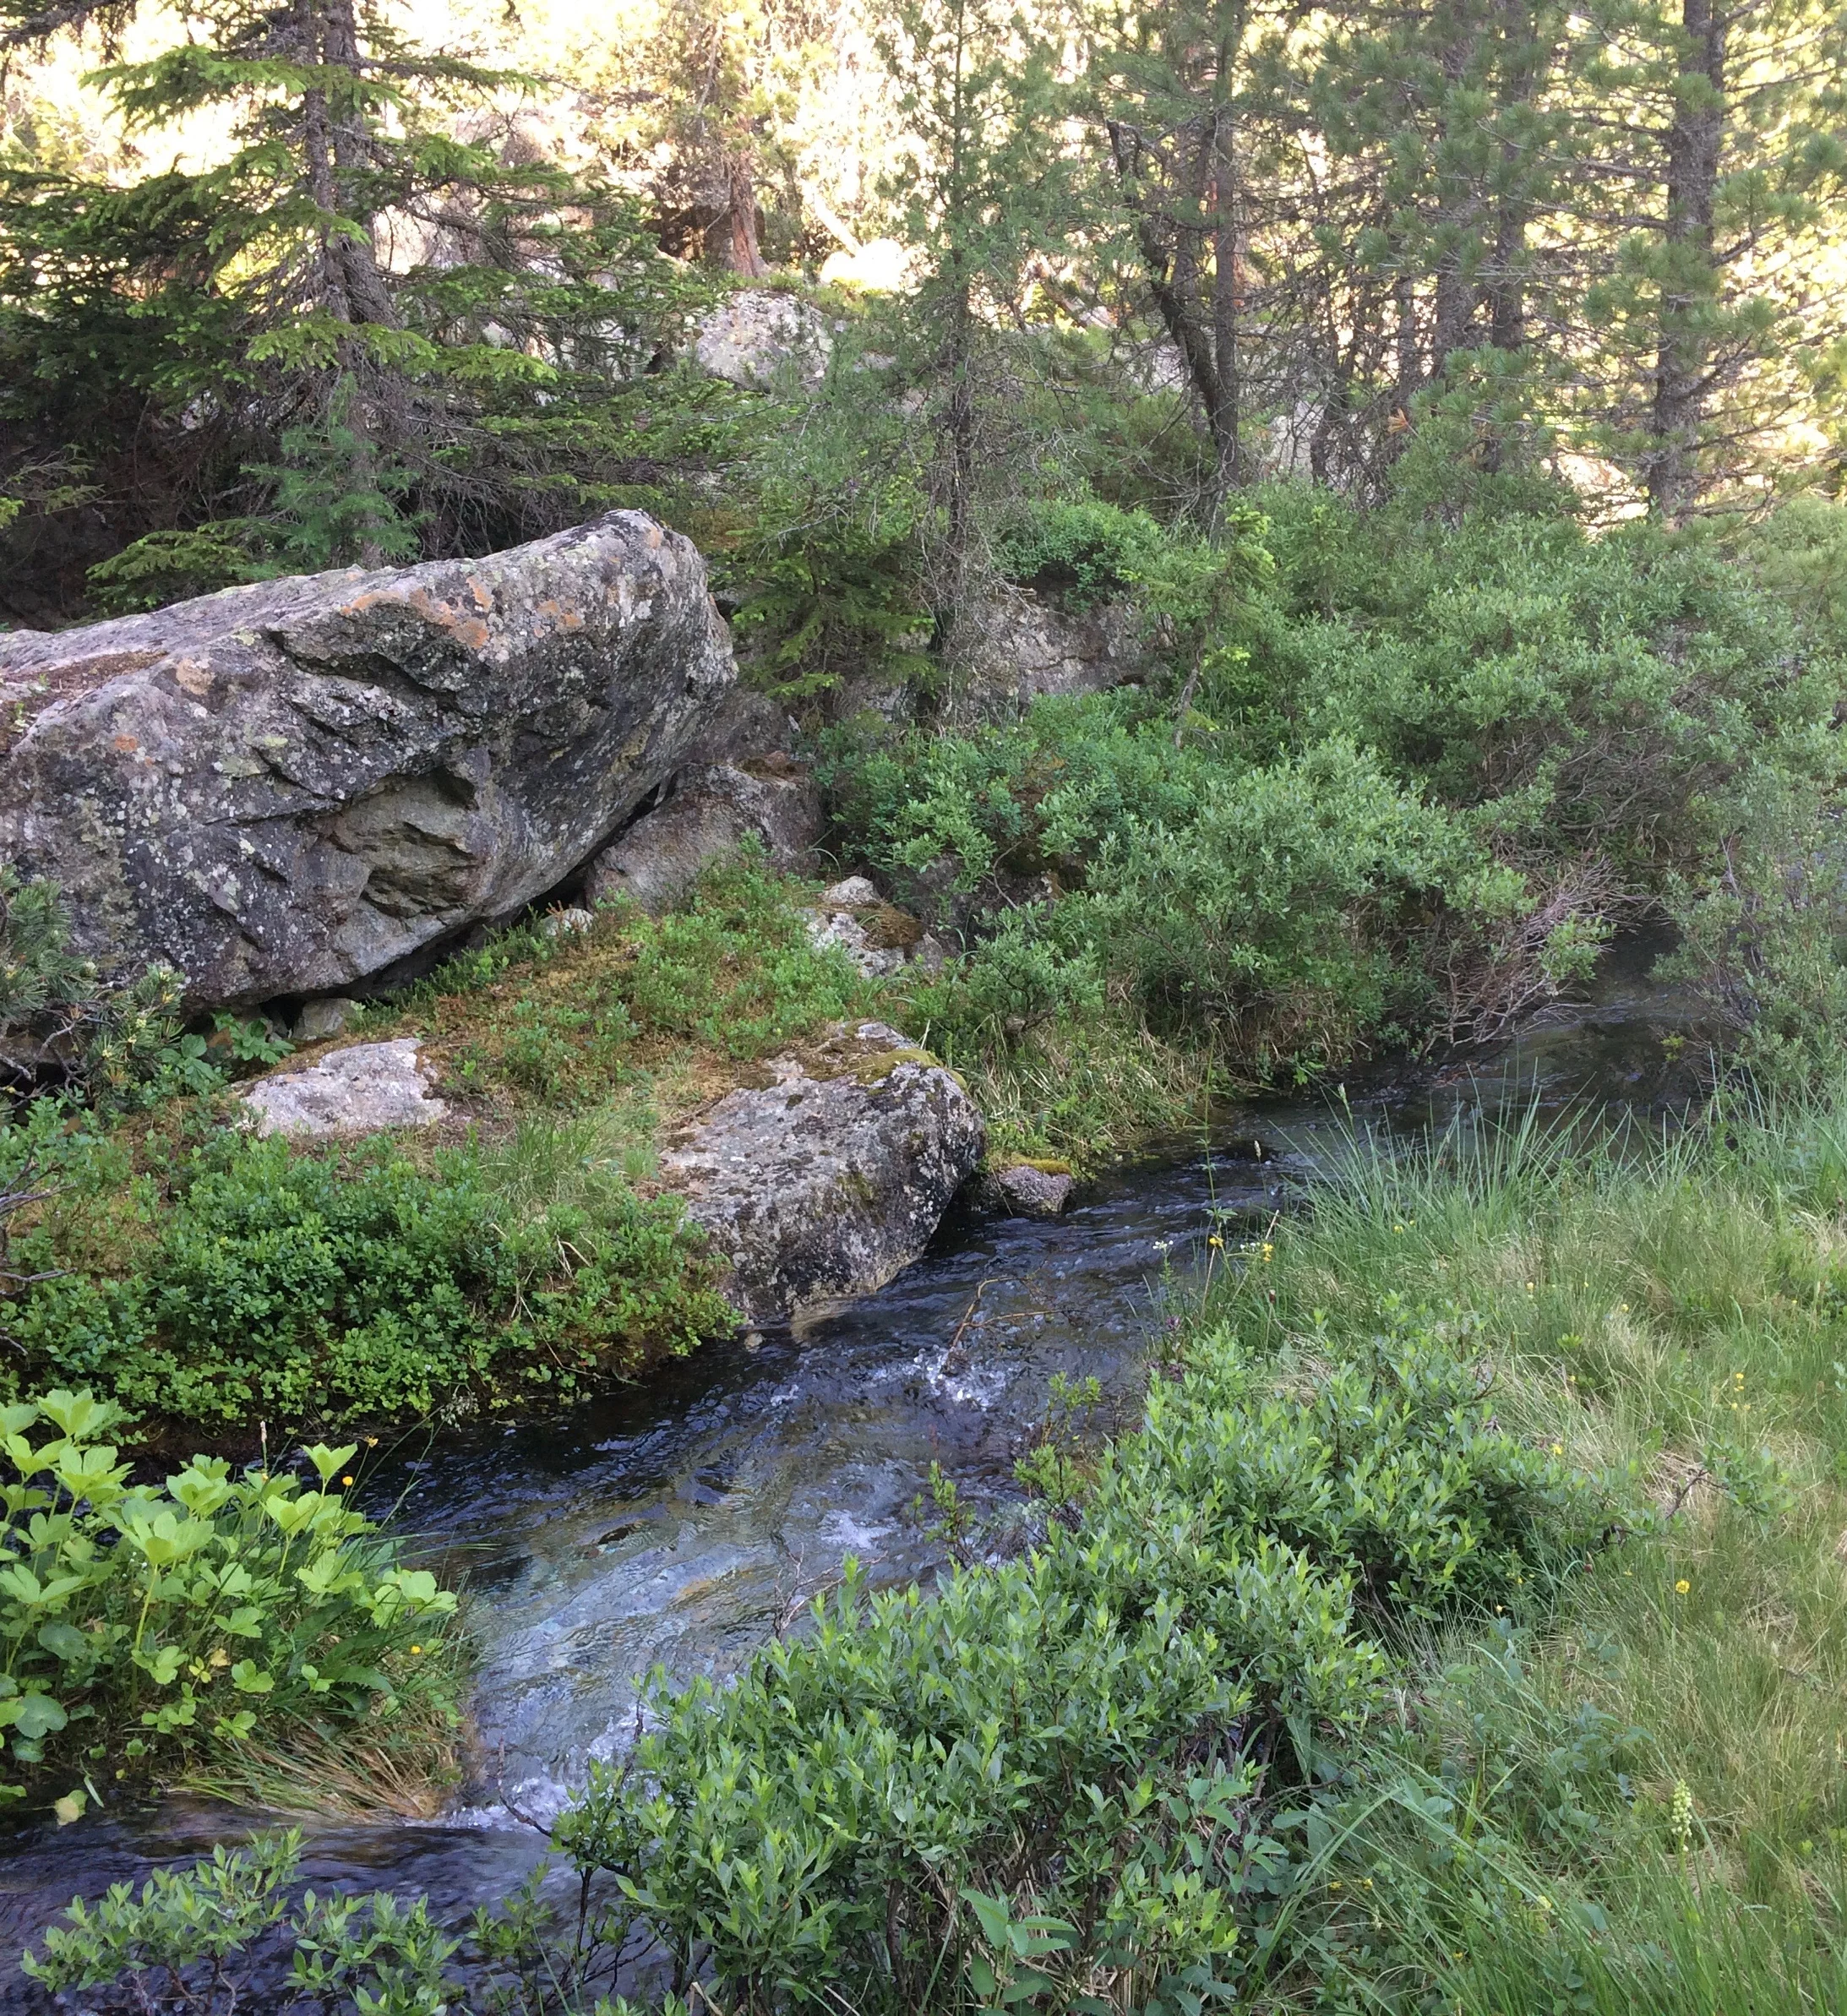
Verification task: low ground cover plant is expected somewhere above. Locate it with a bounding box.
[0,860,881,1444]
[0,1389,461,1817]
[370,854,878,1109]
[2,1114,733,1437]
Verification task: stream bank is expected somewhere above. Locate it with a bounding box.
[0,954,1702,1986]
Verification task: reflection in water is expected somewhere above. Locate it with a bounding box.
[0,960,1701,1981]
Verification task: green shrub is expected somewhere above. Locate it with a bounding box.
[895,734,1518,1084]
[3,1125,733,1433]
[545,1309,1622,2014]
[23,1830,464,2013]
[1074,737,1520,1071]
[820,689,1215,897]
[0,1390,459,1809]
[723,363,931,700]
[990,495,1164,607]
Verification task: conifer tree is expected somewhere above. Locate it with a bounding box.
[0,0,698,610]
[1569,0,1847,515]
[876,0,1072,638]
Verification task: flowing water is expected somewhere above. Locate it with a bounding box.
[0,945,1703,1990]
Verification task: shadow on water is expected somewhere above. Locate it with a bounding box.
[0,947,1708,1984]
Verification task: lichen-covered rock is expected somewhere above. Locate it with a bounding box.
[953,583,1146,720]
[691,290,833,389]
[661,1022,984,1322]
[803,877,921,978]
[240,1038,447,1137]
[994,1163,1074,1218]
[585,759,821,914]
[0,511,735,1009]
[290,996,357,1043]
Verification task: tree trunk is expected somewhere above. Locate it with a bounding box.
[1209,95,1243,494]
[297,0,396,564]
[1645,0,1725,520]
[1427,2,1486,384]
[1485,0,1545,352]
[713,154,769,277]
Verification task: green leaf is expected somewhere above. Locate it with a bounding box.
[12,1692,68,1741]
[36,1622,90,1663]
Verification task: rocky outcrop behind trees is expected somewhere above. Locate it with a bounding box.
[0,512,734,1010]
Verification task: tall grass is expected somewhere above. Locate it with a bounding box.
[1201,1086,1847,2005]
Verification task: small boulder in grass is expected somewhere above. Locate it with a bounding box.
[995,1163,1074,1218]
[241,1038,448,1139]
[804,876,923,978]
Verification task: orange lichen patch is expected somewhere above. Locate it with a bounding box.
[468,576,493,612]
[531,597,586,636]
[453,618,491,651]
[112,733,141,755]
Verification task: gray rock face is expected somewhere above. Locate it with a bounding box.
[661,1022,985,1322]
[586,759,822,914]
[994,1163,1074,1218]
[691,291,833,389]
[955,583,1146,719]
[673,685,795,771]
[240,1038,448,1137]
[290,995,357,1044]
[0,511,735,1009]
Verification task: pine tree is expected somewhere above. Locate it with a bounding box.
[1569,0,1847,515]
[876,0,1073,639]
[0,0,701,610]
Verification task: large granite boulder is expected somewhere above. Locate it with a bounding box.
[660,1022,984,1323]
[586,757,821,914]
[0,512,734,1009]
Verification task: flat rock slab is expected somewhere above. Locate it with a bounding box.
[240,1038,448,1138]
[661,1022,985,1322]
[0,510,734,1010]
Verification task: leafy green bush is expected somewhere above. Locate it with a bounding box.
[3,1125,733,1433]
[545,1309,1623,2014]
[1256,508,1838,874]
[821,689,1214,897]
[0,1390,458,1809]
[890,733,1517,1082]
[990,495,1164,607]
[1075,737,1521,1071]
[23,1830,463,2013]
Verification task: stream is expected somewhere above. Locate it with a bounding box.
[0,945,1703,1990]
